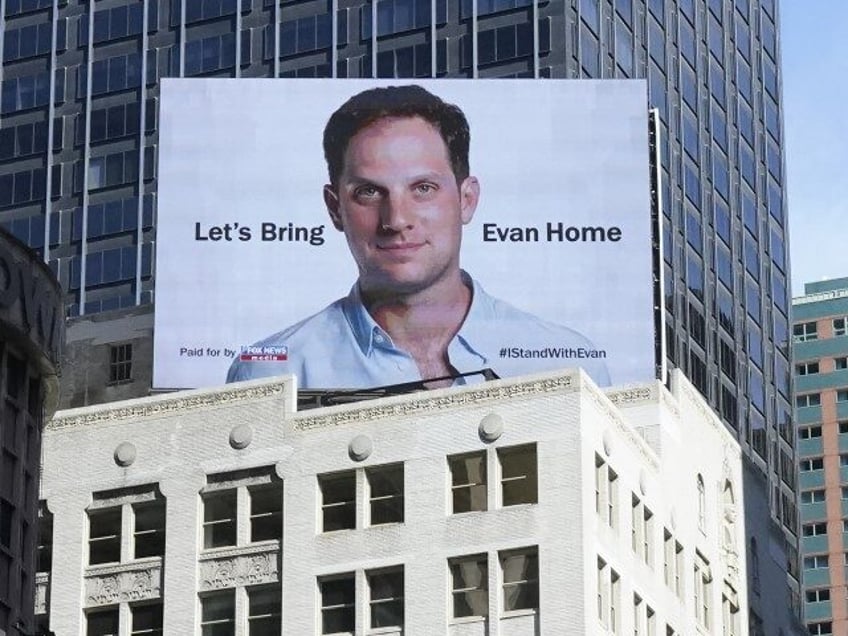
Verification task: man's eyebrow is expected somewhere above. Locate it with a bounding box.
[343,171,448,185]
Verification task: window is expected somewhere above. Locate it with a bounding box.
[185,33,236,76]
[501,547,538,613]
[721,593,738,636]
[801,458,824,471]
[800,426,822,439]
[248,586,281,634]
[89,508,122,564]
[368,568,404,630]
[367,464,403,525]
[697,475,706,531]
[663,530,683,597]
[841,454,848,467]
[499,444,537,506]
[801,490,826,504]
[0,72,51,115]
[796,394,821,408]
[109,343,132,384]
[201,590,235,636]
[631,495,654,566]
[597,557,620,631]
[87,607,119,636]
[834,318,847,337]
[249,485,283,542]
[320,471,356,531]
[203,490,237,548]
[694,553,712,630]
[803,522,827,537]
[804,555,828,569]
[318,462,409,531]
[201,471,281,548]
[449,451,487,513]
[36,503,53,573]
[807,589,831,603]
[840,421,848,434]
[131,603,163,636]
[79,53,142,97]
[133,501,166,558]
[794,321,818,342]
[450,554,487,619]
[634,595,644,636]
[595,454,618,528]
[796,362,820,376]
[808,621,833,635]
[836,358,848,370]
[320,575,355,635]
[838,390,848,403]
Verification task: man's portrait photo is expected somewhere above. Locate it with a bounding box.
[153,79,654,391]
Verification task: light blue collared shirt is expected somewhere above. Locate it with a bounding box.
[226,274,610,389]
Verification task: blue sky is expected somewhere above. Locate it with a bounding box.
[781,1,848,295]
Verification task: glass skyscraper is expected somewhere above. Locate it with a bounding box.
[0,0,803,632]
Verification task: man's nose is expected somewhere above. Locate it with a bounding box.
[378,193,414,232]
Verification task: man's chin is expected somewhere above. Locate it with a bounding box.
[359,273,435,299]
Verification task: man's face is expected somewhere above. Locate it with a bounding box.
[324,116,479,296]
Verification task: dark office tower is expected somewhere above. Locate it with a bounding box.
[1,0,800,632]
[0,228,63,636]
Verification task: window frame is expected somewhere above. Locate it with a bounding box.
[498,443,538,507]
[366,463,404,526]
[319,470,357,532]
[449,451,487,514]
[449,554,488,621]
[500,546,539,615]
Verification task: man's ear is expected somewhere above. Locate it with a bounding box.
[324,185,344,231]
[459,176,480,225]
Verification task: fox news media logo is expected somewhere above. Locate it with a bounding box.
[239,345,288,362]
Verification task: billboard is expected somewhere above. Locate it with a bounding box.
[154,79,654,391]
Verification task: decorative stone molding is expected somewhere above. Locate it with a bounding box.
[657,387,681,418]
[605,385,656,406]
[198,544,280,591]
[84,561,162,607]
[49,382,288,431]
[35,572,49,615]
[584,382,659,470]
[675,379,726,437]
[293,374,576,432]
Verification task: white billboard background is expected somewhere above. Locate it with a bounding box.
[154,78,653,389]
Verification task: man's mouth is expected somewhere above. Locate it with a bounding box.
[377,241,425,252]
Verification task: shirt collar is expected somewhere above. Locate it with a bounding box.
[341,272,490,359]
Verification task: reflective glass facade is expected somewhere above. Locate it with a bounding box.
[0,0,799,628]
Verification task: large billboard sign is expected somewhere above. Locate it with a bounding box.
[154,79,654,391]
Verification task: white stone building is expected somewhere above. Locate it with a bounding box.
[36,368,747,635]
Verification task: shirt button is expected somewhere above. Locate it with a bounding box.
[374,334,384,343]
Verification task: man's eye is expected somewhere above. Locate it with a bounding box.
[415,183,437,194]
[355,186,380,199]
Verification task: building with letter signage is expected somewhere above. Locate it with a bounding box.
[1,0,801,632]
[0,228,64,636]
[37,369,749,635]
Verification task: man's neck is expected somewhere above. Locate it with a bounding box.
[360,273,472,378]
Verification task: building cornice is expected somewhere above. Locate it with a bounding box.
[48,381,288,431]
[291,373,577,432]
